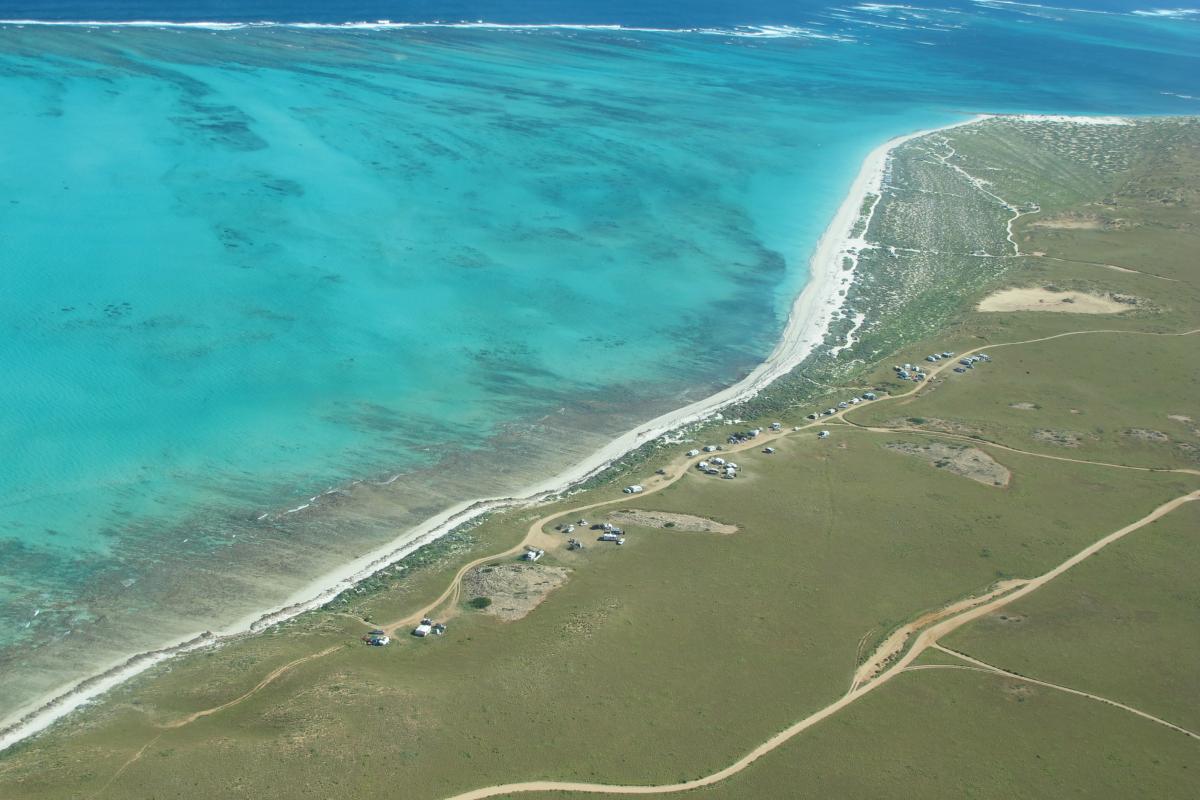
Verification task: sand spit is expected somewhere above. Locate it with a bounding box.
[0,116,985,753]
[978,287,1135,314]
[609,509,738,533]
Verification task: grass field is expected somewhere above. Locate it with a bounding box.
[1,117,1197,800]
[945,500,1200,734]
[567,666,1200,800]
[1,434,1192,798]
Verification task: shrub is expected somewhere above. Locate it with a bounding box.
[468,597,492,609]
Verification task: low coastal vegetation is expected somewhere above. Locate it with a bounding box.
[1,116,1197,799]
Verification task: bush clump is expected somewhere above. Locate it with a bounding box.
[468,596,492,609]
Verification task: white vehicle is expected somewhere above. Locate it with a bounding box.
[412,618,433,637]
[623,484,644,494]
[703,445,719,452]
[522,547,545,561]
[711,457,726,466]
[686,449,701,457]
[818,430,830,439]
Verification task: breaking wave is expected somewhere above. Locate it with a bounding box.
[0,18,854,40]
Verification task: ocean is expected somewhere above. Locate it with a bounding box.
[1,1,1197,734]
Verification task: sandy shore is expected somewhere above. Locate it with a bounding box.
[0,115,983,754]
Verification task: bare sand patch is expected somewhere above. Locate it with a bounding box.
[884,442,1011,487]
[1009,402,1039,411]
[1032,428,1086,448]
[1167,414,1193,424]
[1027,213,1107,230]
[888,417,985,438]
[462,564,570,622]
[977,287,1133,314]
[1123,428,1170,443]
[1177,443,1200,462]
[609,509,737,534]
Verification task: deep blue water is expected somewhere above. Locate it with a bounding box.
[0,0,1197,735]
[0,1,1196,25]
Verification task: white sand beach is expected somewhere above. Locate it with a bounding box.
[0,115,983,753]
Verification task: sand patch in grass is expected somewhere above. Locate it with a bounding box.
[884,442,1011,487]
[609,509,738,534]
[1123,428,1170,443]
[1032,428,1088,448]
[977,287,1133,314]
[1027,213,1108,230]
[462,564,570,622]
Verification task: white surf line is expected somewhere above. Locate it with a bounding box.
[0,115,980,754]
[0,632,219,754]
[0,19,851,40]
[918,644,1200,741]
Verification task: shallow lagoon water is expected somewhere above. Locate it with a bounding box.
[1,5,1198,728]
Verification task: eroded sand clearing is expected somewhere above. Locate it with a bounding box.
[462,564,570,622]
[609,509,738,534]
[1028,214,1107,230]
[885,442,1011,487]
[978,287,1133,313]
[1032,428,1088,448]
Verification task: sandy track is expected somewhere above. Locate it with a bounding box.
[863,425,1200,476]
[131,327,1199,729]
[157,644,343,730]
[438,490,1200,799]
[912,644,1200,740]
[841,328,1200,475]
[91,324,1199,796]
[1028,254,1180,282]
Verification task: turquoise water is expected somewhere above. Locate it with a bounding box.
[1,6,1198,727]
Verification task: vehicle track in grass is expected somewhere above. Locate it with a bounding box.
[90,325,1200,797]
[438,489,1200,800]
[906,644,1200,740]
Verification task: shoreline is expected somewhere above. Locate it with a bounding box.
[0,114,981,754]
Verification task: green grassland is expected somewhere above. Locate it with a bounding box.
[946,500,1200,734]
[850,331,1200,469]
[2,117,1197,799]
[7,429,1193,799]
[562,666,1199,800]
